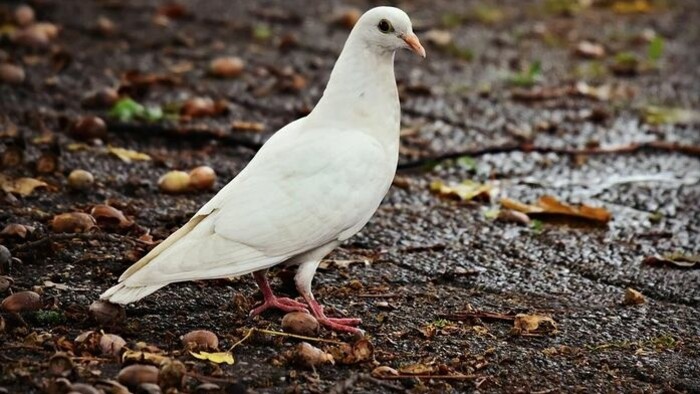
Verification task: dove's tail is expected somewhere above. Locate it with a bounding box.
[100,282,165,304]
[99,214,208,305]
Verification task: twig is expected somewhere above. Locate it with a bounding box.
[440,310,516,322]
[377,374,478,380]
[398,141,700,170]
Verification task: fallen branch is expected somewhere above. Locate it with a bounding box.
[398,141,700,170]
[440,310,516,322]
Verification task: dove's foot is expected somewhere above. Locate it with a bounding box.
[250,296,308,316]
[307,299,363,334]
[251,271,309,315]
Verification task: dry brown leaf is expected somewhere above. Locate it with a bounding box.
[512,314,557,335]
[643,254,699,269]
[371,366,399,377]
[399,362,437,375]
[623,288,645,305]
[0,175,48,197]
[500,195,611,223]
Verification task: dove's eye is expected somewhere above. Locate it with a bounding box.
[377,19,393,33]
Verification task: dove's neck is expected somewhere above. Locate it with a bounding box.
[308,35,401,149]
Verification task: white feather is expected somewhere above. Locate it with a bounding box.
[100,6,416,305]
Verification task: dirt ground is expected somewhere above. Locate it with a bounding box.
[1,0,699,393]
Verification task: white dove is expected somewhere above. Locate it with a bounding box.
[101,6,425,334]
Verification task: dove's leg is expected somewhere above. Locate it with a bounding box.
[295,260,363,334]
[250,270,308,315]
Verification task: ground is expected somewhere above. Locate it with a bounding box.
[1,0,699,393]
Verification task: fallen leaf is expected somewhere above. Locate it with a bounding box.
[231,120,265,132]
[399,362,437,375]
[431,180,495,202]
[107,146,151,163]
[642,106,700,125]
[190,351,234,365]
[500,195,611,223]
[0,175,48,196]
[371,365,400,377]
[643,253,699,268]
[122,350,170,365]
[512,314,557,335]
[623,288,645,305]
[612,0,653,14]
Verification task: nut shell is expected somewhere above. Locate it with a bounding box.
[1,290,42,312]
[282,312,319,336]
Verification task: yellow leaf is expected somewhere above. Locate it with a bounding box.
[107,146,152,163]
[190,351,234,365]
[612,0,653,14]
[0,175,48,197]
[430,179,495,202]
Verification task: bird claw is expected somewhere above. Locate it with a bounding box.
[250,296,309,316]
[317,317,364,335]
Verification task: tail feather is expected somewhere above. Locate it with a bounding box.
[100,282,165,305]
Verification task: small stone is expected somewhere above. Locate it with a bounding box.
[209,56,245,78]
[282,312,319,336]
[1,290,42,312]
[67,169,95,191]
[0,64,25,85]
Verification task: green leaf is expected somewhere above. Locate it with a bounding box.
[253,24,272,41]
[508,60,542,87]
[456,156,477,170]
[647,36,664,62]
[109,98,144,122]
[530,219,544,234]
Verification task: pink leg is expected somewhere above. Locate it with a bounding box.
[249,271,308,316]
[298,294,363,335]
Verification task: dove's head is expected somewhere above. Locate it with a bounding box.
[352,6,425,58]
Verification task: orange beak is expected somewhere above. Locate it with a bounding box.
[402,33,426,58]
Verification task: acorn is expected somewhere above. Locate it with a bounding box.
[51,212,97,233]
[293,342,334,368]
[209,56,245,78]
[0,63,25,85]
[282,312,319,336]
[100,333,126,357]
[81,87,119,109]
[158,171,190,193]
[68,383,101,394]
[181,97,215,117]
[90,204,132,229]
[188,166,216,190]
[75,330,101,354]
[89,300,125,325]
[181,329,218,350]
[158,359,186,390]
[67,169,95,191]
[12,28,49,48]
[0,276,12,293]
[48,352,74,377]
[1,290,42,312]
[70,116,107,141]
[117,364,159,388]
[14,5,35,27]
[1,223,31,239]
